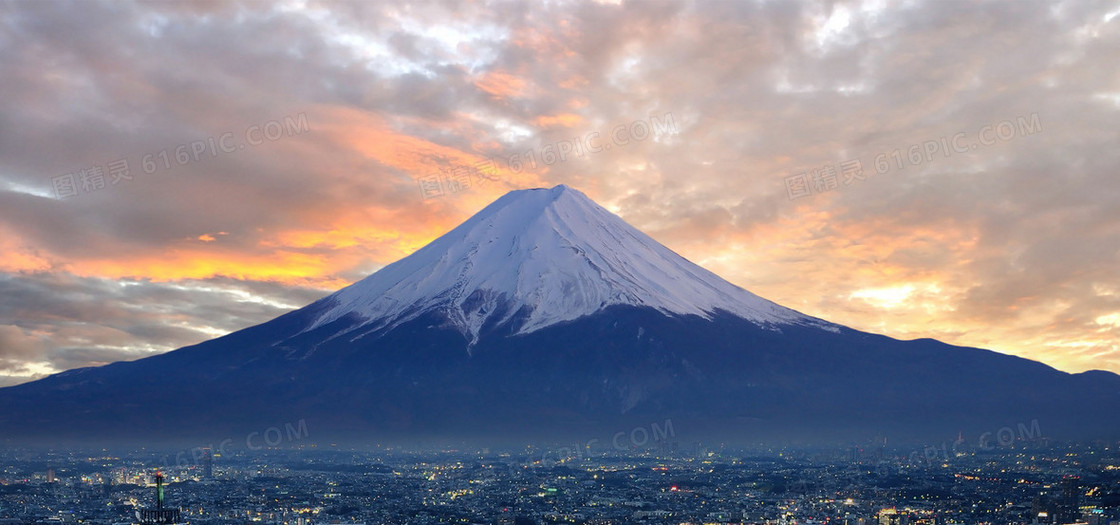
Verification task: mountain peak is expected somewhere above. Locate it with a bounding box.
[469,184,592,228]
[300,185,833,345]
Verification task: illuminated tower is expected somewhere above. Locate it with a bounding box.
[1059,476,1080,524]
[202,447,213,479]
[135,472,181,524]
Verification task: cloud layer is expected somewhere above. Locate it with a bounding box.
[1,0,1118,385]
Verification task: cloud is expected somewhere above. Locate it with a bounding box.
[0,271,332,384]
[0,325,46,368]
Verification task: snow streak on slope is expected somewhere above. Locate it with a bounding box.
[301,185,835,344]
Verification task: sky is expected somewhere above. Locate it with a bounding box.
[0,0,1118,387]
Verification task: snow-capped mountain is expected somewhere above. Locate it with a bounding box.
[1,185,1118,447]
[302,184,833,346]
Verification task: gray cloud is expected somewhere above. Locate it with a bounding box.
[0,271,329,383]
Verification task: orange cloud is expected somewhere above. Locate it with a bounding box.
[319,106,526,182]
[263,206,461,262]
[0,228,53,273]
[67,248,343,287]
[535,113,583,128]
[0,210,456,291]
[474,70,528,99]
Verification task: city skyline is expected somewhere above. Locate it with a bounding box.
[2,439,1117,525]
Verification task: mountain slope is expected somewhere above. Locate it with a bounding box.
[300,184,832,347]
[1,185,1118,447]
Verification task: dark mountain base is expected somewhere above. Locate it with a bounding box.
[2,306,1117,448]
